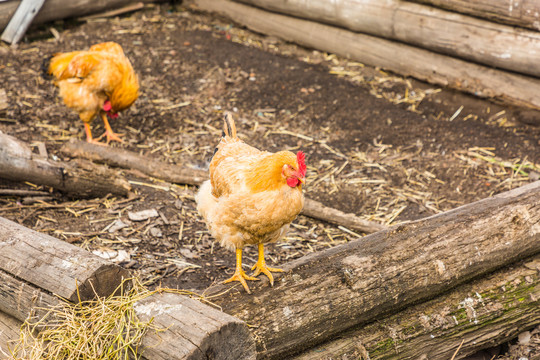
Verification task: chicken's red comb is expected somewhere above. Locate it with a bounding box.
[103,100,112,112]
[297,151,307,177]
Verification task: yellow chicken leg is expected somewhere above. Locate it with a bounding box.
[98,113,123,144]
[251,243,284,286]
[83,122,105,145]
[224,248,259,294]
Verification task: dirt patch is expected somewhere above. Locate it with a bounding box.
[0,3,539,355]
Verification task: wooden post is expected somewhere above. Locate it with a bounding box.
[205,181,540,359]
[135,293,256,360]
[233,0,540,78]
[0,132,131,198]
[408,0,540,31]
[194,0,540,110]
[1,0,47,44]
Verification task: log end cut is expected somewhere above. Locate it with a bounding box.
[73,264,131,302]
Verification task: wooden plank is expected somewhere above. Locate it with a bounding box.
[1,0,46,44]
[0,311,21,359]
[234,0,540,78]
[409,0,540,31]
[135,293,256,360]
[0,132,131,198]
[204,180,540,359]
[0,0,136,34]
[0,216,130,303]
[293,255,540,359]
[195,0,540,110]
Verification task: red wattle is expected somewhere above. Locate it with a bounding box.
[103,101,112,112]
[287,177,299,188]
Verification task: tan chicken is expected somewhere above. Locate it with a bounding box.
[47,42,139,144]
[196,112,306,293]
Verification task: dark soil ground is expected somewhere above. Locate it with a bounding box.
[0,3,539,359]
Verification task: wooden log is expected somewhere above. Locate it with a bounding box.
[1,0,47,44]
[134,292,256,360]
[0,0,137,33]
[0,311,21,358]
[408,0,540,31]
[61,139,386,234]
[233,0,540,78]
[205,181,540,359]
[195,0,540,110]
[0,132,131,198]
[292,255,540,360]
[0,269,59,324]
[0,216,130,306]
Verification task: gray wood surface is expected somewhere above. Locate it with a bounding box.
[1,0,46,44]
[0,311,21,358]
[234,0,540,78]
[0,132,131,198]
[293,255,540,359]
[204,180,540,359]
[195,0,540,110]
[0,0,135,33]
[135,293,256,360]
[0,216,130,303]
[409,0,540,30]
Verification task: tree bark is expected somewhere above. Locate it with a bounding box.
[0,132,131,198]
[233,0,540,78]
[194,0,540,111]
[292,256,540,360]
[0,216,130,304]
[205,181,540,359]
[408,0,540,31]
[61,139,386,234]
[135,293,256,360]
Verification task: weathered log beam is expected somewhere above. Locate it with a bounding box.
[293,256,540,360]
[60,138,207,186]
[0,216,130,305]
[206,181,540,359]
[61,139,386,234]
[233,0,540,78]
[0,0,138,33]
[408,0,540,31]
[0,311,21,358]
[0,132,131,198]
[194,0,540,111]
[135,293,256,360]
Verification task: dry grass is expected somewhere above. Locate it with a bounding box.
[7,279,201,360]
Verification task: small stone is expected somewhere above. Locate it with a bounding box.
[128,209,159,221]
[108,219,129,233]
[149,227,163,238]
[518,331,531,345]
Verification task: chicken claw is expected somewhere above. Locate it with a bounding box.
[224,248,259,294]
[251,243,284,286]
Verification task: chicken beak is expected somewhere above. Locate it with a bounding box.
[298,177,305,184]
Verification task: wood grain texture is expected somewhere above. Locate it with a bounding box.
[205,181,540,359]
[0,216,130,303]
[135,293,256,360]
[0,0,46,44]
[234,0,540,78]
[0,132,131,198]
[195,0,540,110]
[0,0,135,32]
[0,311,21,359]
[293,256,540,359]
[409,0,540,30]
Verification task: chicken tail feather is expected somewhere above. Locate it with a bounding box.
[223,112,237,139]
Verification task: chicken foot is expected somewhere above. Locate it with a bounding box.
[251,243,283,286]
[224,248,259,294]
[96,113,124,144]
